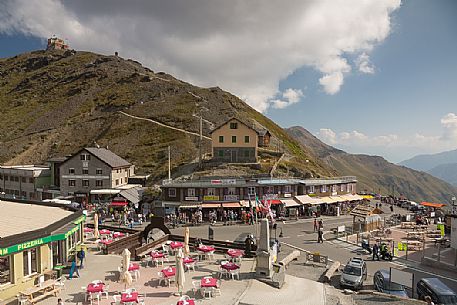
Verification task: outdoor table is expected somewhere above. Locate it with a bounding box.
[200,277,218,288]
[161,266,176,277]
[170,241,184,249]
[121,291,139,303]
[177,299,195,305]
[84,227,94,233]
[227,249,244,258]
[198,245,215,253]
[151,252,164,259]
[113,232,125,238]
[183,257,195,264]
[221,262,240,271]
[128,263,140,271]
[99,229,111,235]
[87,283,105,293]
[100,239,114,245]
[20,279,59,304]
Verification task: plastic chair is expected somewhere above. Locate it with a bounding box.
[55,277,66,290]
[125,288,137,294]
[191,280,201,296]
[184,261,196,272]
[201,287,213,299]
[229,268,240,280]
[102,284,109,299]
[89,292,100,305]
[16,294,29,305]
[179,295,191,301]
[157,271,166,286]
[112,294,121,305]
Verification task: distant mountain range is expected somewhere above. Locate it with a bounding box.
[400,149,457,186]
[287,126,457,203]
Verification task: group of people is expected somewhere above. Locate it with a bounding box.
[371,242,391,261]
[314,218,324,243]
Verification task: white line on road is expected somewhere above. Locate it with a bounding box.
[390,261,457,283]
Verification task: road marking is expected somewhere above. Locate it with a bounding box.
[390,261,457,283]
[297,234,305,237]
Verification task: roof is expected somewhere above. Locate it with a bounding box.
[85,147,131,168]
[420,202,446,208]
[119,187,142,204]
[47,157,69,163]
[209,117,263,135]
[0,165,49,171]
[0,200,73,238]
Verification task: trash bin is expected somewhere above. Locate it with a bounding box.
[54,265,65,279]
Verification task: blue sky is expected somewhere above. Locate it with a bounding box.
[1,0,456,163]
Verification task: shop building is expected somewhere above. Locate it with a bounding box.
[0,199,85,300]
[0,165,51,200]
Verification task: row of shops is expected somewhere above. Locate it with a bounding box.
[0,199,85,301]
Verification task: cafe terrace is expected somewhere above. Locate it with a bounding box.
[0,199,85,300]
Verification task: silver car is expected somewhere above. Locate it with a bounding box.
[340,257,367,290]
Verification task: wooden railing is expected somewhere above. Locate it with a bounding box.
[86,223,139,234]
[135,235,169,258]
[169,234,257,253]
[105,232,142,255]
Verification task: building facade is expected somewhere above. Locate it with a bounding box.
[0,199,84,301]
[46,37,69,50]
[59,148,135,199]
[210,118,261,163]
[0,166,51,200]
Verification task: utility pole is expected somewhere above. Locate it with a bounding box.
[199,114,203,169]
[168,145,171,181]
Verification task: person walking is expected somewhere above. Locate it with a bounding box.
[318,219,323,230]
[69,257,80,279]
[317,227,324,243]
[313,218,318,232]
[77,248,85,269]
[372,243,380,261]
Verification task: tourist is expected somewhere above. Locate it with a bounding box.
[424,296,435,305]
[69,257,80,279]
[317,227,323,243]
[313,218,318,232]
[77,248,85,268]
[372,243,380,261]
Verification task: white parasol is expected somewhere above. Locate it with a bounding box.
[175,248,186,296]
[121,248,132,288]
[93,213,99,239]
[184,227,190,256]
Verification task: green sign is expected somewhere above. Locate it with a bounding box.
[0,223,82,256]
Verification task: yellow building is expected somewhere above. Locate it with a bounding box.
[210,118,266,163]
[0,199,85,301]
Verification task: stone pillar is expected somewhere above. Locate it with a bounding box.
[256,218,273,278]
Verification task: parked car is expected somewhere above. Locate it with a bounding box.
[373,269,408,297]
[340,257,367,290]
[417,278,457,305]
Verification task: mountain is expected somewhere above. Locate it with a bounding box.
[400,149,457,172]
[0,49,333,181]
[428,163,457,187]
[287,126,457,203]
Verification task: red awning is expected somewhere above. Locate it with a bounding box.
[110,201,128,207]
[420,202,446,208]
[261,199,282,205]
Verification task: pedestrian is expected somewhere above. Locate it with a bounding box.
[317,227,323,243]
[77,248,85,268]
[313,218,318,232]
[318,219,323,229]
[424,296,435,305]
[390,205,394,212]
[69,257,80,279]
[57,298,64,305]
[372,243,380,261]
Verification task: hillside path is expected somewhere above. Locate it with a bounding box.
[119,111,212,140]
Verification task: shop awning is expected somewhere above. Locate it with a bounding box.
[90,189,121,195]
[222,202,242,208]
[261,199,282,205]
[119,187,142,204]
[420,202,446,208]
[295,195,324,205]
[281,199,301,208]
[201,203,222,208]
[110,201,128,207]
[179,202,201,209]
[320,196,338,204]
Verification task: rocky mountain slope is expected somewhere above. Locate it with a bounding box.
[287,126,457,203]
[0,49,333,181]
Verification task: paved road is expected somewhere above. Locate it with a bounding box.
[171,203,457,297]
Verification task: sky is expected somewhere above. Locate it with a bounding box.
[0,0,456,163]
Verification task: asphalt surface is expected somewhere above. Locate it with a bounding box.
[170,203,457,299]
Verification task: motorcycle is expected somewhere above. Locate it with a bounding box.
[361,239,372,254]
[380,243,393,261]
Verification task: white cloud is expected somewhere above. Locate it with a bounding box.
[441,112,457,141]
[271,88,304,109]
[0,0,400,112]
[317,128,337,145]
[356,52,375,74]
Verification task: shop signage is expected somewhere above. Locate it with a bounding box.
[211,179,236,185]
[203,195,219,201]
[73,215,86,225]
[185,196,199,201]
[0,224,82,256]
[284,193,292,198]
[263,194,278,200]
[224,195,239,201]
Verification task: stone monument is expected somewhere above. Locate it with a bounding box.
[256,218,273,278]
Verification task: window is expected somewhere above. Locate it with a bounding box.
[244,150,250,157]
[80,154,91,161]
[14,176,19,182]
[115,179,119,186]
[245,136,250,143]
[230,122,238,129]
[207,188,216,196]
[227,187,236,195]
[219,135,224,143]
[232,136,237,143]
[187,188,196,197]
[21,191,26,198]
[265,186,274,194]
[21,177,26,183]
[321,185,327,193]
[168,188,176,197]
[332,185,337,193]
[284,185,292,193]
[96,180,103,187]
[0,174,2,180]
[82,169,89,175]
[4,175,7,181]
[69,168,75,174]
[68,179,76,187]
[309,185,315,194]
[96,168,102,175]
[0,256,11,284]
[82,179,89,187]
[341,184,346,192]
[23,248,38,276]
[248,187,256,195]
[29,177,34,184]
[218,150,224,157]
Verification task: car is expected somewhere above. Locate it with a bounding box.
[340,257,367,290]
[417,278,457,305]
[373,269,408,298]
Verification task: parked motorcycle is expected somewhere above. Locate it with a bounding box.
[361,239,372,254]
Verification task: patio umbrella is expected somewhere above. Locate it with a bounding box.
[175,248,186,296]
[121,248,132,288]
[184,227,190,256]
[94,213,99,239]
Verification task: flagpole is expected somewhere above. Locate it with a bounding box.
[254,191,259,241]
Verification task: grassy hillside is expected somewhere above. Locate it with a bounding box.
[0,49,332,181]
[287,126,457,203]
